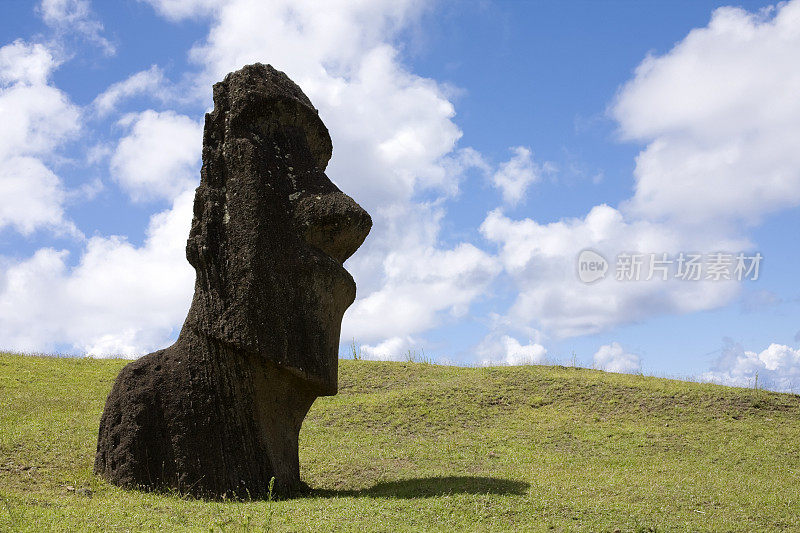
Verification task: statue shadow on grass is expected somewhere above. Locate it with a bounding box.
[308,476,529,499]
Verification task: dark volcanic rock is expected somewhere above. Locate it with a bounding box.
[94,64,371,499]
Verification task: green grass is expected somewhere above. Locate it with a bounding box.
[1,353,799,532]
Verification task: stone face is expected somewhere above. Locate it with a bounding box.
[94,63,371,499]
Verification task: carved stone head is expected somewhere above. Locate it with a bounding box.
[184,63,371,395]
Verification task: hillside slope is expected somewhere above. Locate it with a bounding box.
[1,353,799,532]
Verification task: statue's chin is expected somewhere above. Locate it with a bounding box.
[251,330,343,395]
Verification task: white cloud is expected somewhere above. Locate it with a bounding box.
[612,1,800,227]
[359,336,416,361]
[343,231,499,342]
[0,190,195,357]
[93,65,169,116]
[0,83,79,158]
[186,0,425,86]
[480,205,746,339]
[110,110,202,202]
[0,157,77,236]
[0,37,195,356]
[592,342,641,374]
[492,146,546,206]
[305,44,462,207]
[0,47,198,355]
[480,1,800,342]
[38,0,115,55]
[0,40,80,236]
[139,0,219,21]
[0,42,78,158]
[703,341,800,392]
[479,335,548,366]
[0,40,57,85]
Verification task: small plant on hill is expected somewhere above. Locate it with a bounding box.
[349,338,361,360]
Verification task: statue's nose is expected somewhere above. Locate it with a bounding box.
[292,191,372,263]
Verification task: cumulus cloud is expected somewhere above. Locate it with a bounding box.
[359,336,416,361]
[478,334,548,366]
[492,146,547,206]
[480,1,800,341]
[0,158,75,236]
[0,190,195,357]
[480,205,746,338]
[93,65,169,116]
[0,40,57,85]
[343,234,499,342]
[38,0,115,55]
[703,341,800,392]
[0,42,78,155]
[139,0,219,21]
[0,38,198,355]
[613,1,800,228]
[0,40,80,236]
[110,110,202,202]
[592,342,641,373]
[0,74,199,355]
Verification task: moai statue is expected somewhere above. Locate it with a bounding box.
[95,63,371,498]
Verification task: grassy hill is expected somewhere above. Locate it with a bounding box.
[1,353,799,532]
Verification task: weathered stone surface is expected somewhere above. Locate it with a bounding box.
[94,64,371,499]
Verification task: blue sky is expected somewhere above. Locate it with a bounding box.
[2,0,800,391]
